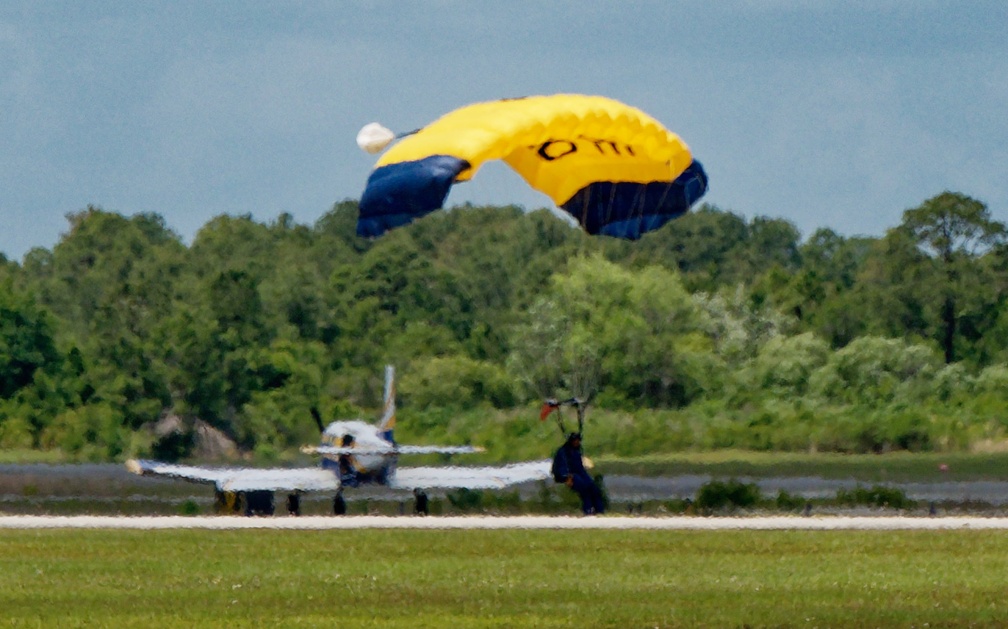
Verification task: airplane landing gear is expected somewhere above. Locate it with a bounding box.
[333,491,347,515]
[286,492,301,516]
[413,488,429,516]
[214,489,241,515]
[244,490,275,517]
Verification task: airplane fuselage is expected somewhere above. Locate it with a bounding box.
[319,420,397,485]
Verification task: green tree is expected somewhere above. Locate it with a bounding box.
[509,255,712,408]
[900,192,1008,363]
[809,336,941,405]
[620,205,750,291]
[749,332,831,396]
[692,285,794,364]
[18,208,183,432]
[0,280,60,399]
[399,355,517,410]
[796,230,872,346]
[848,229,934,346]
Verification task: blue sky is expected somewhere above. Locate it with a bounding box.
[2,2,1006,260]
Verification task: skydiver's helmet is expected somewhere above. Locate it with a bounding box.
[566,432,582,445]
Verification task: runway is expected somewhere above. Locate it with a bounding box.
[6,463,1008,505]
[3,514,1008,530]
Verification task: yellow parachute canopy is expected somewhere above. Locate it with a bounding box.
[358,94,707,239]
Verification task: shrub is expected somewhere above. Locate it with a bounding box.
[401,356,517,409]
[447,488,484,512]
[151,429,195,461]
[0,413,34,449]
[810,336,940,404]
[881,408,933,452]
[836,485,915,510]
[775,490,806,511]
[751,332,830,396]
[696,478,761,511]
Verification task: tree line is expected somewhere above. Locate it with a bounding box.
[1,191,1007,461]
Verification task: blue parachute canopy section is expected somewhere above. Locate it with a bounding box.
[358,156,469,238]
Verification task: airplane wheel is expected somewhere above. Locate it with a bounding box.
[413,489,429,516]
[333,493,347,515]
[286,493,301,516]
[215,490,241,515]
[245,490,275,517]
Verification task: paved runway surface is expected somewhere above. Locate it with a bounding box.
[3,515,1008,530]
[6,464,1008,504]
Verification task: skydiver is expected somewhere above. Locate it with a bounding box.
[551,432,605,515]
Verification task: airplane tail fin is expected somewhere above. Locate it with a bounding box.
[377,364,396,442]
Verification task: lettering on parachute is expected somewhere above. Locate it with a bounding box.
[533,136,637,161]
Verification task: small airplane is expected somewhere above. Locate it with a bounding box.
[126,366,552,515]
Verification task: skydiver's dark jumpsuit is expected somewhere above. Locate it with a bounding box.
[552,435,605,515]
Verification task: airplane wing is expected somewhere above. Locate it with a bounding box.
[125,459,340,493]
[388,460,552,490]
[302,444,484,456]
[392,445,485,455]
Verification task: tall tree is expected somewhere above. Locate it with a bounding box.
[25,208,184,429]
[622,205,750,291]
[0,279,60,399]
[901,192,1007,363]
[508,255,712,408]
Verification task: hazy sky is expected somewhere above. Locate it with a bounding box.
[2,2,1006,260]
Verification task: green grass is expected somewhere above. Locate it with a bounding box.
[2,528,1008,627]
[597,449,1008,482]
[0,448,70,464]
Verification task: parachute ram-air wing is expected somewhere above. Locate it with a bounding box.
[357,94,708,240]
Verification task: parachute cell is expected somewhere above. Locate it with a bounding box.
[357,94,708,239]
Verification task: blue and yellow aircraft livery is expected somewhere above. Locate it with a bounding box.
[357,94,708,240]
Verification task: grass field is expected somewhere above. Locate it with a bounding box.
[2,527,1007,627]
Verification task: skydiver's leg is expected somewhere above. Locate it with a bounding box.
[589,483,605,515]
[572,475,605,515]
[570,476,597,515]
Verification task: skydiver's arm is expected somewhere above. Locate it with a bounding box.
[554,449,573,485]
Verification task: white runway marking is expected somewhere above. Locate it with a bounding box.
[2,515,1008,530]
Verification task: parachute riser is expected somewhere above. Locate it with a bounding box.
[545,397,586,439]
[553,406,568,437]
